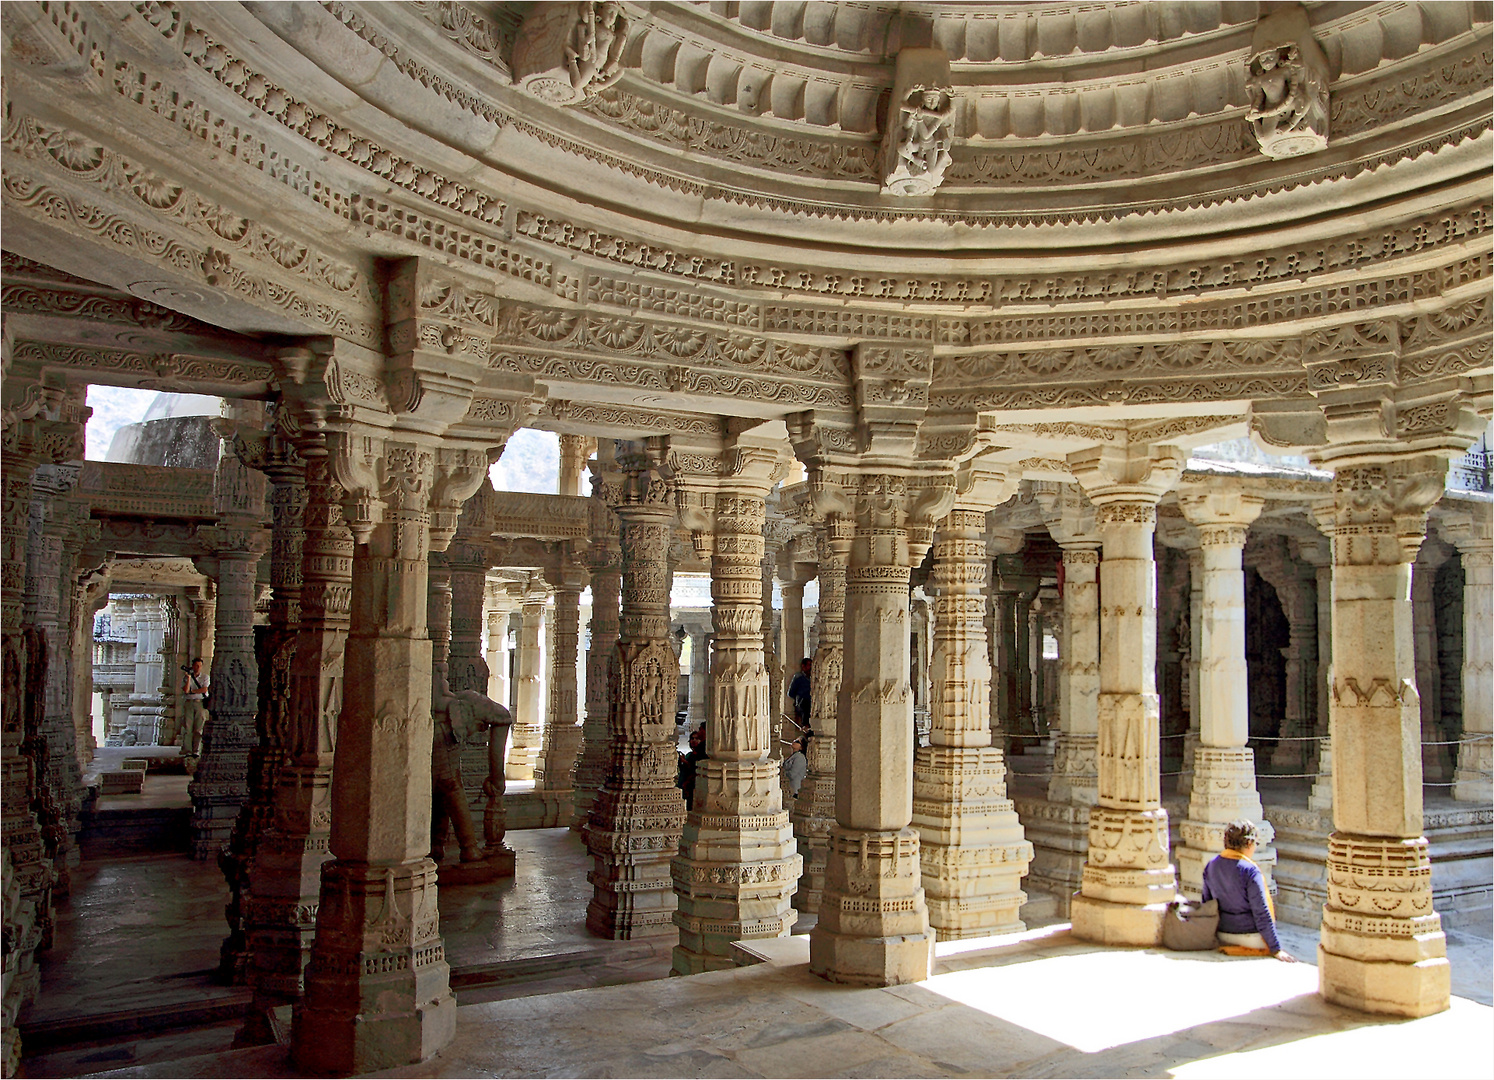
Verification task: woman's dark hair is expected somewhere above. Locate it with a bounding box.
[1223,820,1260,851]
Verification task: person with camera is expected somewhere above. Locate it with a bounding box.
[180,657,210,757]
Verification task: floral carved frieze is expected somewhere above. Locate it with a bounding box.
[76,462,215,520]
[10,341,274,391]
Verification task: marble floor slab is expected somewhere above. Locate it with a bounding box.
[87,925,1492,1080]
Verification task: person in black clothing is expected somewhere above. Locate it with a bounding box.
[788,657,812,727]
[677,724,707,811]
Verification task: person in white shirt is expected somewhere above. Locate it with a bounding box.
[782,737,807,799]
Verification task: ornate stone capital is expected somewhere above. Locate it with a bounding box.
[1176,487,1266,531]
[1067,443,1185,508]
[1316,454,1452,565]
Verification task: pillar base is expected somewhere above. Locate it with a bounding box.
[582,781,685,940]
[436,848,516,885]
[291,859,456,1073]
[1070,896,1169,947]
[808,827,934,987]
[1318,947,1451,1018]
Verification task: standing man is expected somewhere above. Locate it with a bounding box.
[788,657,812,733]
[180,657,210,757]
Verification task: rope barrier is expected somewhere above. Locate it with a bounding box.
[1246,734,1322,742]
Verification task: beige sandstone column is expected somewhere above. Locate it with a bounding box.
[292,435,483,1072]
[1411,540,1453,782]
[221,415,305,987]
[790,519,849,914]
[190,428,269,859]
[1251,539,1320,773]
[809,472,940,986]
[1443,514,1492,803]
[240,429,349,1040]
[583,439,685,938]
[1175,488,1273,897]
[1296,535,1336,812]
[538,570,586,796]
[672,448,800,973]
[1041,486,1102,807]
[572,451,621,828]
[1311,451,1453,1017]
[483,577,515,706]
[505,583,547,781]
[1068,443,1183,946]
[913,464,1032,939]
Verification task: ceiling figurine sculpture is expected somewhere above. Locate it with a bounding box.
[1246,4,1331,159]
[881,48,956,198]
[514,1,630,105]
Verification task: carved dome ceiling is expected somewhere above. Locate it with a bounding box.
[1,1,1489,440]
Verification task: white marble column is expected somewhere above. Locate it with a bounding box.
[1310,451,1452,1018]
[1440,514,1492,803]
[1175,489,1272,897]
[1295,536,1335,812]
[1412,539,1454,782]
[572,451,621,828]
[483,576,516,708]
[292,435,471,1072]
[1067,443,1183,947]
[790,520,849,915]
[1041,486,1102,806]
[506,583,547,781]
[673,450,800,974]
[913,463,1032,940]
[583,440,686,938]
[538,574,586,794]
[809,472,939,986]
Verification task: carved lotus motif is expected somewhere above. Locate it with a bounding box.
[590,316,643,351]
[656,324,706,358]
[1020,350,1073,376]
[44,130,104,172]
[1091,347,1137,372]
[520,308,579,341]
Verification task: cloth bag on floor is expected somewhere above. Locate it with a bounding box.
[1161,898,1219,951]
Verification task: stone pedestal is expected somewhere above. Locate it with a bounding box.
[583,441,686,938]
[673,462,800,974]
[1311,446,1455,1019]
[913,493,1032,940]
[1175,490,1273,897]
[1068,445,1182,947]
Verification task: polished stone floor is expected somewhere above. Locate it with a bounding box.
[88,927,1494,1080]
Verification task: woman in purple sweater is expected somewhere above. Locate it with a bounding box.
[1200,820,1296,961]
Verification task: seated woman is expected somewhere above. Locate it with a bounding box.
[1200,820,1296,962]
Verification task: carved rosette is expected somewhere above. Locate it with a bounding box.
[583,441,687,939]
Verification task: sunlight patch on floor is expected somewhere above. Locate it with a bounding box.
[922,947,1321,1053]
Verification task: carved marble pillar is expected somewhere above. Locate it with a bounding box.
[0,408,65,1048]
[1443,516,1492,803]
[240,437,348,1040]
[1051,547,1101,805]
[1175,489,1273,898]
[483,576,515,707]
[73,568,110,771]
[1068,444,1183,947]
[190,430,269,860]
[913,464,1032,940]
[582,440,685,938]
[781,581,805,720]
[127,593,167,746]
[1296,536,1335,811]
[1178,548,1204,797]
[293,436,461,1072]
[809,473,939,986]
[673,452,800,974]
[1251,537,1320,773]
[572,453,621,829]
[538,574,585,793]
[221,420,306,986]
[1311,452,1453,1018]
[1412,539,1454,783]
[790,520,848,915]
[25,466,89,885]
[505,584,547,781]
